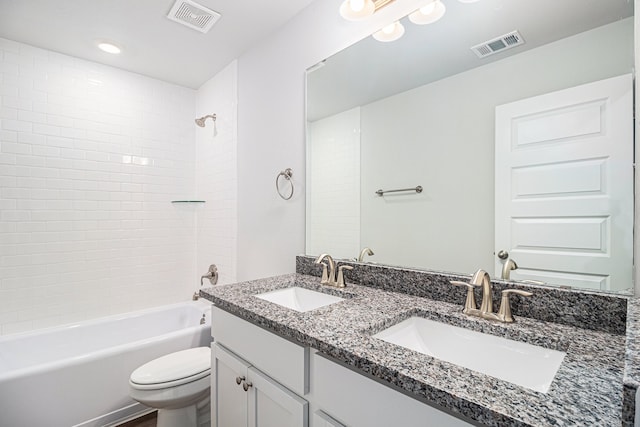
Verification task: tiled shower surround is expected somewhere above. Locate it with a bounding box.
[0,37,200,334]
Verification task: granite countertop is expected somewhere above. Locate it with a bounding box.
[201,273,626,427]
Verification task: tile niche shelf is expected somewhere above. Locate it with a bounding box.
[170,200,206,204]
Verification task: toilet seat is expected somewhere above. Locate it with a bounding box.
[130,347,211,390]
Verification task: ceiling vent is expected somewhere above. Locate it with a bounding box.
[471,31,525,58]
[167,0,221,34]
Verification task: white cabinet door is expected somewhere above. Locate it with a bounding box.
[313,410,347,427]
[248,366,309,427]
[212,343,250,427]
[213,342,309,427]
[495,74,633,291]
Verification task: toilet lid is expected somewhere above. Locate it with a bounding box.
[130,347,211,385]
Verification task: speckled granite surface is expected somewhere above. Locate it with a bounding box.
[624,298,640,426]
[201,273,627,427]
[296,256,629,335]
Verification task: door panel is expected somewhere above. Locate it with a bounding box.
[213,343,249,427]
[495,74,633,290]
[248,366,308,427]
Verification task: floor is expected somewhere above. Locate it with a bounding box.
[117,411,157,427]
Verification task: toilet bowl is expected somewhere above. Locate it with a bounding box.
[129,347,211,427]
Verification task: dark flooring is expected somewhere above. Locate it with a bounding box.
[117,411,157,427]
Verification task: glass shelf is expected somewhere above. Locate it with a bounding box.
[171,200,206,204]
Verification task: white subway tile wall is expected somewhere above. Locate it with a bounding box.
[195,61,238,286]
[306,107,361,260]
[0,38,198,335]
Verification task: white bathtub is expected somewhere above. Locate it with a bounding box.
[0,300,212,427]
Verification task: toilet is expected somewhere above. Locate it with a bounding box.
[129,347,211,427]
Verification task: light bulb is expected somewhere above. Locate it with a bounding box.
[382,23,396,34]
[408,0,446,25]
[420,3,437,15]
[372,21,405,42]
[350,0,365,12]
[339,0,375,21]
[97,42,121,54]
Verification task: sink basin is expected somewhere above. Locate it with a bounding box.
[373,317,566,393]
[254,287,344,312]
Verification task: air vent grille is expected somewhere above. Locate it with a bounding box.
[471,31,525,58]
[167,0,221,34]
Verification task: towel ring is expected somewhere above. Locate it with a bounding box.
[276,168,294,200]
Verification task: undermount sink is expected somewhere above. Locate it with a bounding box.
[255,287,344,313]
[373,317,566,393]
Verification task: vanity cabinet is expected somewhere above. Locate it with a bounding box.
[211,306,470,427]
[211,307,309,427]
[310,351,471,427]
[212,343,308,427]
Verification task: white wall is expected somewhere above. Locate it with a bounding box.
[306,107,360,260]
[195,61,238,286]
[235,0,426,281]
[0,38,197,334]
[636,0,640,296]
[359,18,634,274]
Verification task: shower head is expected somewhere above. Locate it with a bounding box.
[195,114,216,127]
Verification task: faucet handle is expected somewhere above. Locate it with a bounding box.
[336,265,353,288]
[498,289,533,322]
[503,289,533,297]
[318,262,329,284]
[450,280,478,312]
[200,264,219,286]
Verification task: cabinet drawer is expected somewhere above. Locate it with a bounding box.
[212,306,309,395]
[310,351,472,427]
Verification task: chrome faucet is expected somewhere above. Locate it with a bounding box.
[357,247,374,262]
[451,268,532,323]
[315,253,352,288]
[501,258,518,280]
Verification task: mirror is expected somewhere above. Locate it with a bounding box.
[305,0,634,293]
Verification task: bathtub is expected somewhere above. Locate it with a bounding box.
[0,300,212,427]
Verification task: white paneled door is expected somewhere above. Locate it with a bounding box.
[495,74,633,291]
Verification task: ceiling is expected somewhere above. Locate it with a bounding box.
[0,0,316,89]
[307,0,634,121]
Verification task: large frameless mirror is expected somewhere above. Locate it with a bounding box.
[305,0,635,293]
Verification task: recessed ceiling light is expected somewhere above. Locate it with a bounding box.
[97,42,121,54]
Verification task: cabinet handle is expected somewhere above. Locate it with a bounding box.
[235,376,245,385]
[243,381,253,391]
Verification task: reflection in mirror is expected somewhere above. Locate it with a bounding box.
[305,0,634,293]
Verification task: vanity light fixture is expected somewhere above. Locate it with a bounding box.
[340,0,398,21]
[408,0,446,25]
[97,41,122,54]
[373,21,405,42]
[342,0,479,42]
[339,0,375,20]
